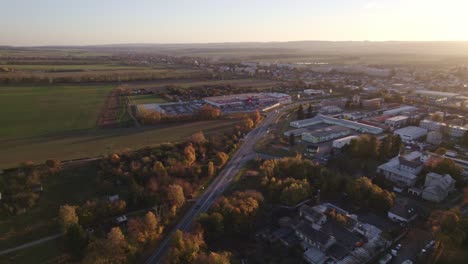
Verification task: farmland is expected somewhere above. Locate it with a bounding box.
[0,119,241,168]
[0,84,114,139]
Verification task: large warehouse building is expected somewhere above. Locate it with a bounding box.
[290,114,384,135]
[203,92,291,108]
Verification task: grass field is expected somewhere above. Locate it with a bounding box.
[0,162,101,250]
[0,64,147,71]
[0,119,241,168]
[0,84,114,139]
[128,94,168,104]
[126,78,280,90]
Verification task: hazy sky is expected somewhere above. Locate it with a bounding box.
[1,0,467,46]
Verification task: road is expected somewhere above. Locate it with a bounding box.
[145,105,294,264]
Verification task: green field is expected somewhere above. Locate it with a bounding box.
[0,119,240,168]
[0,162,100,251]
[128,94,168,104]
[127,78,280,90]
[0,84,114,140]
[0,64,146,71]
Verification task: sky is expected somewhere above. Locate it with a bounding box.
[1,0,468,46]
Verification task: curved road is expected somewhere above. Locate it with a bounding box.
[145,103,299,264]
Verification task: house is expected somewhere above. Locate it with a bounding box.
[303,247,328,264]
[300,204,327,226]
[108,194,120,203]
[388,200,417,223]
[377,152,423,187]
[421,172,456,203]
[362,98,383,109]
[296,221,336,251]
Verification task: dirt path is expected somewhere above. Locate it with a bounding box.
[0,234,63,256]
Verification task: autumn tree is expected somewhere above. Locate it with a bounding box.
[242,117,254,130]
[207,161,215,177]
[59,205,79,231]
[215,152,229,168]
[307,104,313,118]
[165,229,206,264]
[195,251,231,264]
[190,131,207,144]
[167,184,185,209]
[198,105,221,120]
[184,143,197,167]
[427,209,466,250]
[83,227,129,264]
[427,158,463,187]
[251,110,262,126]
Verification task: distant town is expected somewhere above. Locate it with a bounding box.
[1,44,468,264]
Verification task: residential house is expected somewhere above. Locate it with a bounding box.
[377,151,423,187]
[421,172,456,203]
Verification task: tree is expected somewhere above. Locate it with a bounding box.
[215,152,229,168]
[167,184,185,208]
[427,209,466,249]
[251,110,262,126]
[297,105,304,120]
[428,158,463,187]
[431,113,444,122]
[45,159,61,173]
[59,205,79,231]
[65,224,88,259]
[207,161,215,177]
[198,105,221,120]
[184,143,197,167]
[435,148,448,155]
[190,131,207,144]
[198,212,224,242]
[289,133,295,146]
[242,117,254,130]
[165,230,206,264]
[195,251,231,264]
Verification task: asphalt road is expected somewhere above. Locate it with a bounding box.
[145,105,293,264]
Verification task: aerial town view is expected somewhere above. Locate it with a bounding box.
[1,1,468,264]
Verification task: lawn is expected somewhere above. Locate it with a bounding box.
[0,238,66,264]
[128,94,168,104]
[0,84,114,140]
[0,162,101,250]
[0,119,241,168]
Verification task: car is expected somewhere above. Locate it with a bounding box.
[395,244,402,250]
[391,249,398,256]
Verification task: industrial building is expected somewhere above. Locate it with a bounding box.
[290,114,384,135]
[203,92,291,108]
[332,135,359,149]
[361,98,383,109]
[382,106,417,116]
[420,119,468,138]
[384,116,409,129]
[394,126,428,141]
[302,126,350,144]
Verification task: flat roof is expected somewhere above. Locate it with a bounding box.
[204,92,290,104]
[394,126,427,136]
[386,115,408,122]
[414,90,459,97]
